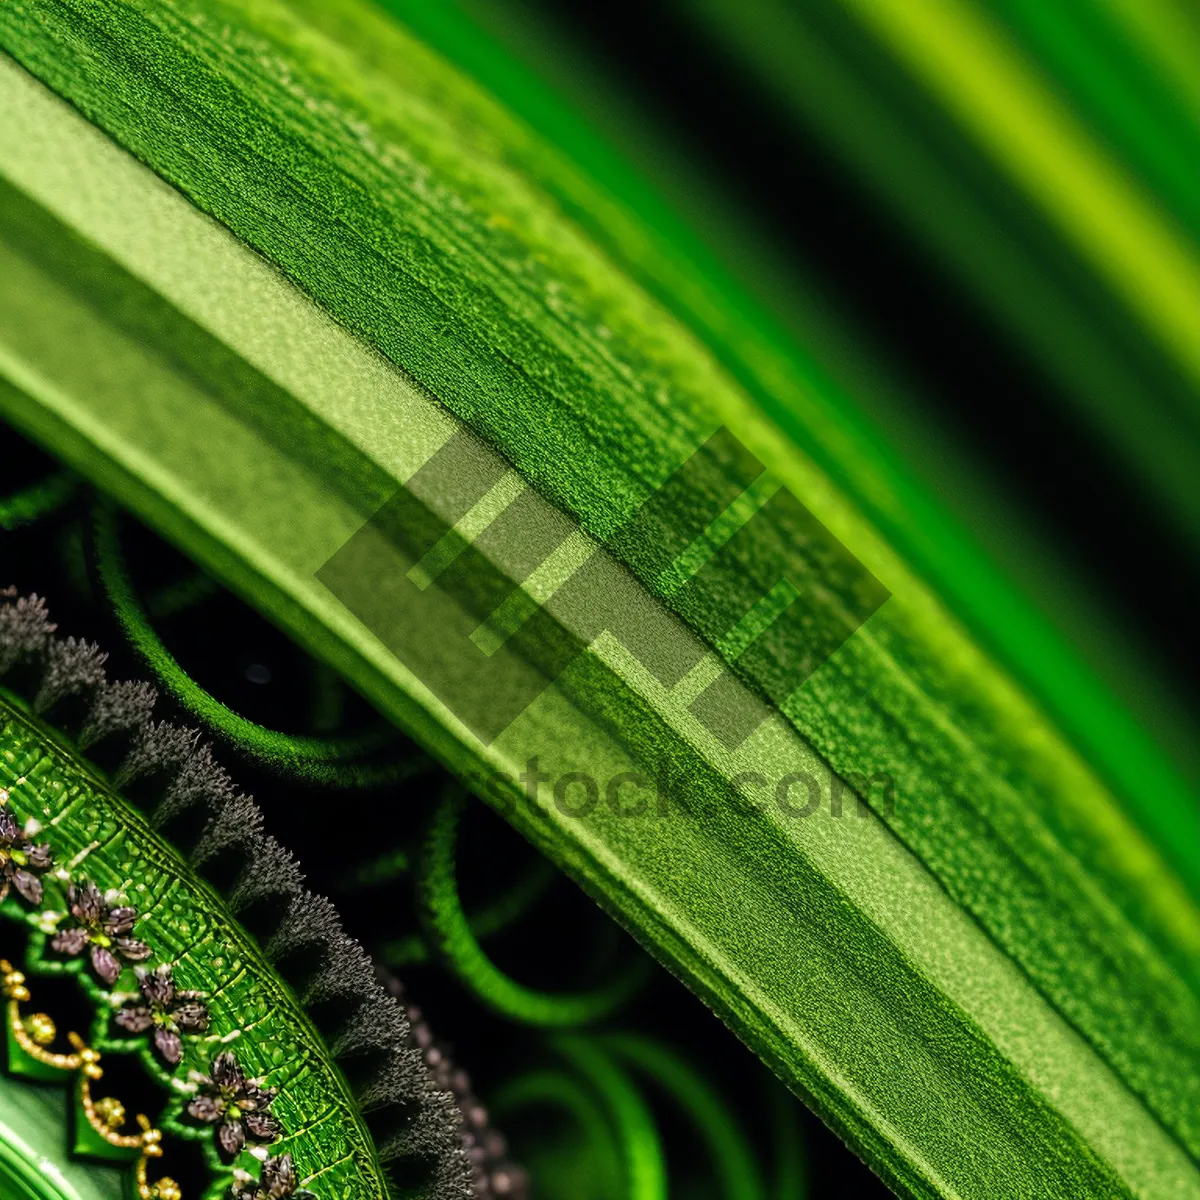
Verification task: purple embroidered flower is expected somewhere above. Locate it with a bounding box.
[0,805,52,907]
[49,879,152,986]
[115,964,209,1066]
[188,1051,281,1159]
[231,1154,316,1199]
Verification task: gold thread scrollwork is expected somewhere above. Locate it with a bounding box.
[1,959,182,1199]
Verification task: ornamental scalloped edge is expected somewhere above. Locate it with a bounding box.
[0,587,474,1200]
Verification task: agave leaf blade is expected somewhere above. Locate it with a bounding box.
[0,19,1199,1200]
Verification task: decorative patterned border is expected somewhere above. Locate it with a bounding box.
[0,760,325,1199]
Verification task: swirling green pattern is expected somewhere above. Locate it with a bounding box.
[91,500,419,788]
[416,788,649,1027]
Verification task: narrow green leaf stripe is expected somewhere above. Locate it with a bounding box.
[0,5,1197,1197]
[842,0,1200,398]
[983,0,1200,240]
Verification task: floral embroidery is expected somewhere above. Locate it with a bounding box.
[49,879,152,985]
[231,1154,316,1200]
[116,965,210,1067]
[0,802,52,906]
[188,1051,282,1159]
[0,760,318,1194]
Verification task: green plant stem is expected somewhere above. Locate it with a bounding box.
[92,498,421,787]
[489,1069,625,1200]
[606,1035,768,1200]
[554,1040,668,1200]
[417,788,648,1026]
[766,1083,807,1200]
[0,468,74,531]
[383,855,555,967]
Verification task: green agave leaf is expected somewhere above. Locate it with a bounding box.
[377,0,1200,861]
[0,4,1198,1197]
